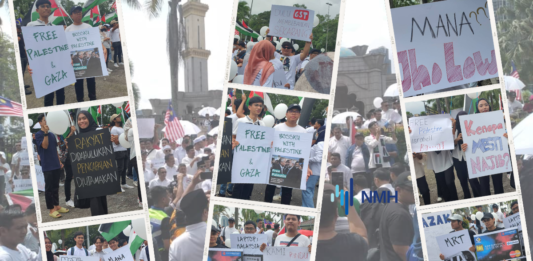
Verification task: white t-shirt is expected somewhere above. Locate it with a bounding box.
[274,233,310,248]
[169,222,206,261]
[350,146,366,173]
[65,23,92,32]
[174,147,187,164]
[182,156,198,175]
[148,178,171,189]
[0,244,40,261]
[164,164,178,180]
[252,69,274,87]
[110,127,126,152]
[328,136,351,166]
[233,116,265,135]
[493,211,505,228]
[139,246,149,261]
[425,151,453,173]
[273,123,306,133]
[222,226,240,238]
[67,246,88,256]
[144,166,156,182]
[109,28,121,42]
[274,53,303,89]
[147,149,164,161]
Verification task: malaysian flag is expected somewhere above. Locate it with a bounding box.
[511,60,520,79]
[0,96,23,117]
[164,101,185,142]
[124,102,130,113]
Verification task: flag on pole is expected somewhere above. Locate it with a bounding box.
[22,0,69,26]
[0,96,23,117]
[236,20,259,38]
[511,60,520,79]
[82,0,107,14]
[164,101,185,142]
[98,221,131,241]
[125,102,131,113]
[128,229,145,256]
[104,12,118,23]
[242,19,249,29]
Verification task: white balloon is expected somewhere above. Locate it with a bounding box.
[313,14,319,27]
[274,104,288,119]
[58,239,62,245]
[119,133,132,148]
[131,218,148,239]
[273,37,278,41]
[229,60,238,81]
[263,115,275,127]
[293,44,299,51]
[122,225,131,237]
[275,41,281,51]
[280,38,289,44]
[257,36,264,41]
[321,48,325,53]
[467,92,479,99]
[225,238,232,248]
[234,35,240,40]
[28,119,33,126]
[471,214,476,221]
[46,111,70,135]
[233,75,244,84]
[112,102,124,108]
[476,211,484,221]
[246,41,254,49]
[373,97,383,109]
[260,26,269,37]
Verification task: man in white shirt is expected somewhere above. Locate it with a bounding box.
[145,140,164,161]
[508,92,523,113]
[304,141,323,208]
[181,145,200,175]
[362,110,376,129]
[355,116,365,129]
[174,138,189,164]
[329,127,351,166]
[0,152,9,203]
[193,136,205,156]
[220,217,240,245]
[255,219,264,234]
[273,34,313,89]
[110,114,134,191]
[329,153,353,189]
[0,209,41,261]
[109,20,123,67]
[149,167,171,189]
[381,101,401,124]
[373,168,395,194]
[373,109,388,128]
[260,214,311,251]
[164,154,178,181]
[10,143,21,178]
[89,236,106,260]
[169,189,209,261]
[203,115,212,132]
[365,122,397,173]
[67,232,89,256]
[492,204,505,229]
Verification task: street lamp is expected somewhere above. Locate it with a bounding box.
[325,3,332,52]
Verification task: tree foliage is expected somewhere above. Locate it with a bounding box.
[0,32,20,102]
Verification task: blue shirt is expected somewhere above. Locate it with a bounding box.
[35,131,60,171]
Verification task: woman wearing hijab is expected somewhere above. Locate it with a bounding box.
[45,237,57,261]
[76,111,109,215]
[461,98,508,195]
[243,40,276,87]
[452,111,482,198]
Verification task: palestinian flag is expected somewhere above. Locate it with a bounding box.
[98,221,130,241]
[104,12,118,23]
[82,0,107,14]
[236,20,259,38]
[6,189,34,212]
[88,106,100,124]
[128,229,145,256]
[82,6,99,25]
[245,91,264,107]
[22,0,69,26]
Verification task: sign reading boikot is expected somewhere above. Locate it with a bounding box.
[409,114,454,153]
[65,27,108,79]
[21,26,76,98]
[269,131,312,189]
[268,5,315,42]
[390,0,498,97]
[67,129,121,199]
[459,110,510,178]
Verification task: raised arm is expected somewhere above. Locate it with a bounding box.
[299,33,313,60]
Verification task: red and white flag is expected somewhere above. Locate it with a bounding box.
[164,101,185,142]
[0,96,23,117]
[125,102,130,113]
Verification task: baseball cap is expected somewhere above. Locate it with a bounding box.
[492,204,499,209]
[287,104,301,112]
[447,214,463,221]
[394,171,413,188]
[211,225,220,232]
[481,212,494,221]
[228,217,235,222]
[70,6,82,15]
[110,114,120,122]
[281,41,294,51]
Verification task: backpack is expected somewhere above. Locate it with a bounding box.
[70,247,88,256]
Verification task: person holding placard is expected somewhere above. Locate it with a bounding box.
[453,111,482,198]
[259,214,311,252]
[66,232,89,256]
[26,0,65,107]
[35,114,69,219]
[365,121,397,188]
[427,151,458,202]
[0,209,41,261]
[66,6,101,102]
[461,98,508,195]
[438,214,475,260]
[492,204,505,229]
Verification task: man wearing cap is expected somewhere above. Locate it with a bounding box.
[66,6,101,102]
[109,114,133,191]
[492,204,505,228]
[193,136,205,156]
[264,104,312,205]
[169,189,209,261]
[209,226,228,248]
[438,214,475,260]
[220,217,240,245]
[480,212,504,233]
[26,0,66,106]
[379,171,415,261]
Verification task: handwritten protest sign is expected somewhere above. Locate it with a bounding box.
[21,26,76,98]
[273,69,288,89]
[263,247,309,261]
[65,27,108,79]
[217,118,233,185]
[232,124,274,184]
[390,0,498,97]
[268,5,315,42]
[459,110,511,178]
[422,210,453,261]
[102,244,134,261]
[409,115,454,153]
[208,249,243,261]
[504,214,521,231]
[13,179,33,192]
[35,165,45,191]
[137,118,155,139]
[231,234,268,255]
[436,230,475,259]
[59,256,98,261]
[67,129,121,199]
[474,228,523,261]
[269,131,312,189]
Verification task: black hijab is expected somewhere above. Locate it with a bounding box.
[475,98,492,113]
[46,251,54,261]
[78,111,98,134]
[455,111,468,146]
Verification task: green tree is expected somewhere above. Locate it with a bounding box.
[0,28,20,102]
[420,111,427,116]
[236,1,250,23]
[129,60,141,110]
[389,0,419,8]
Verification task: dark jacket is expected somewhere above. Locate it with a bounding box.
[346,143,370,173]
